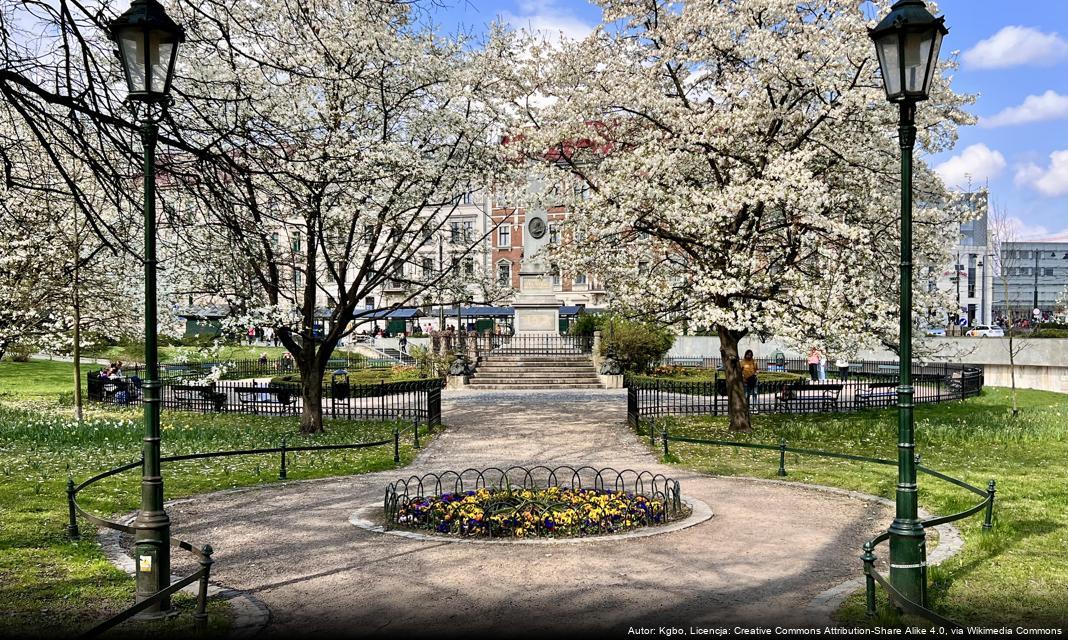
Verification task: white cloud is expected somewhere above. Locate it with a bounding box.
[1003,217,1053,241]
[1014,150,1068,197]
[934,144,1007,190]
[962,26,1068,69]
[502,0,593,42]
[981,91,1068,128]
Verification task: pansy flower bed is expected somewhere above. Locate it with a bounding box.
[393,485,681,538]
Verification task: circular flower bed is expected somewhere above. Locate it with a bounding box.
[384,467,686,539]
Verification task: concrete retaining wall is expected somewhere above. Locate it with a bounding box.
[668,336,1068,394]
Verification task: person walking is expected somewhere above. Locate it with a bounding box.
[818,353,827,381]
[741,349,759,410]
[398,332,408,355]
[807,347,821,381]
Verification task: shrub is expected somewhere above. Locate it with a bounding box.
[568,312,607,337]
[599,317,675,373]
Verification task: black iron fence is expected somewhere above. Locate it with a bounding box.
[481,335,594,355]
[88,375,442,427]
[96,354,391,383]
[655,427,996,630]
[628,361,983,424]
[66,427,415,637]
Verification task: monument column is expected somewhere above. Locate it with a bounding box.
[512,207,561,336]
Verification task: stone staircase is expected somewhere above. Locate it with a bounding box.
[467,353,604,390]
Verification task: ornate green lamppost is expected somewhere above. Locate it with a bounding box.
[108,0,185,614]
[868,0,947,608]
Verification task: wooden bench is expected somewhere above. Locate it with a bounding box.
[776,383,843,413]
[856,382,899,408]
[236,387,294,408]
[171,385,226,412]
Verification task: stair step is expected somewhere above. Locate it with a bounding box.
[475,367,598,374]
[466,383,604,390]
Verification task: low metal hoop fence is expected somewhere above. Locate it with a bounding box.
[383,465,685,535]
[65,422,426,637]
[657,427,995,629]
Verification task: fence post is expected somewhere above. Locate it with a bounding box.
[393,428,400,463]
[278,435,288,480]
[713,370,719,417]
[661,427,669,459]
[65,475,80,540]
[428,382,441,428]
[778,438,788,477]
[983,479,996,530]
[862,542,877,617]
[194,544,214,633]
[413,419,420,449]
[627,384,638,429]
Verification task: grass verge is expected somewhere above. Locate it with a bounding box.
[0,403,428,638]
[648,387,1068,628]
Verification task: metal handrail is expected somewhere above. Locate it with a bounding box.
[659,428,995,628]
[67,428,413,636]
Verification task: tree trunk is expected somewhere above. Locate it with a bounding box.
[298,347,325,434]
[717,325,751,432]
[72,287,83,424]
[72,245,83,424]
[1002,278,1019,417]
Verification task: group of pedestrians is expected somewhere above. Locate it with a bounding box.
[738,347,853,408]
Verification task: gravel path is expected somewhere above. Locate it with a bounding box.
[159,389,889,636]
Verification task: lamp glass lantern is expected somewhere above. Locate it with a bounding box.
[869,0,947,103]
[108,0,185,102]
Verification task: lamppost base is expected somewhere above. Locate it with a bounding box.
[132,606,179,622]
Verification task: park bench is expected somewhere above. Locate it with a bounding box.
[101,379,136,403]
[236,386,294,409]
[776,383,842,413]
[856,382,899,408]
[171,385,226,412]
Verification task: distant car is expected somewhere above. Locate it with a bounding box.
[924,327,947,337]
[967,325,1004,338]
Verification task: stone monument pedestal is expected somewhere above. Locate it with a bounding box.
[513,272,561,336]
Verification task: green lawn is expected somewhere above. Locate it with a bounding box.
[650,387,1068,627]
[0,359,87,403]
[87,344,293,365]
[0,382,429,636]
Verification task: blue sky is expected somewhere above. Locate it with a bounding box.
[433,0,1068,241]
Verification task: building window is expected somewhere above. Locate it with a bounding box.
[574,183,590,200]
[294,270,302,287]
[497,261,511,286]
[292,231,301,253]
[551,267,560,287]
[498,225,510,247]
[392,260,404,278]
[450,222,460,242]
[271,232,279,248]
[422,257,434,279]
[462,190,474,205]
[363,225,376,245]
[1044,268,1054,276]
[549,223,559,245]
[463,257,474,276]
[574,273,587,286]
[364,296,374,309]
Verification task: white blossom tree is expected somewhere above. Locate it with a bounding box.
[156,0,521,432]
[511,0,975,430]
